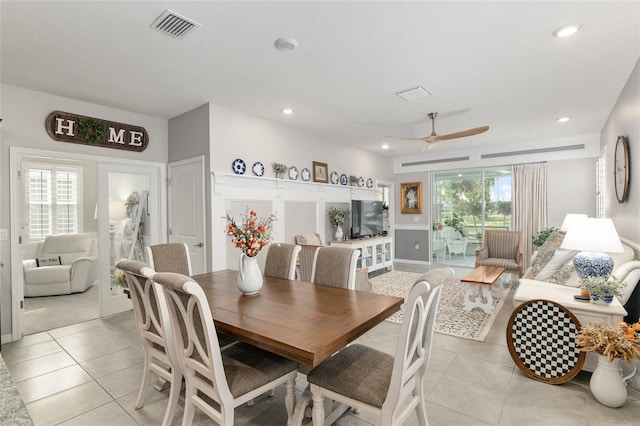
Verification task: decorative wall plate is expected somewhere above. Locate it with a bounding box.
[366,178,373,188]
[232,159,246,175]
[340,174,348,185]
[252,161,265,177]
[330,171,339,184]
[301,168,311,181]
[288,166,299,180]
[358,176,365,187]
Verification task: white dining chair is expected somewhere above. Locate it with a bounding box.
[310,246,360,290]
[264,242,301,280]
[145,242,192,275]
[115,259,181,426]
[306,267,451,425]
[151,271,299,426]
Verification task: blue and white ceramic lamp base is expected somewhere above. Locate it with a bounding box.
[573,251,614,279]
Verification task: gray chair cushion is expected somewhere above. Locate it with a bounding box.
[307,344,393,408]
[222,342,298,398]
[149,243,191,275]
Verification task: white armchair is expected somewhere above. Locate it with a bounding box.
[441,226,469,257]
[23,233,98,297]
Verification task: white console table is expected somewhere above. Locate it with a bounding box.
[514,279,627,372]
[331,236,393,274]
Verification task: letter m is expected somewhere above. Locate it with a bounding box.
[108,128,126,144]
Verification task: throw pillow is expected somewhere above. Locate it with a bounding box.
[534,249,578,281]
[36,256,62,267]
[546,259,577,286]
[524,230,566,278]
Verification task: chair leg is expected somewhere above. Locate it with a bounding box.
[182,381,197,426]
[414,388,429,426]
[311,392,325,426]
[161,371,182,426]
[135,355,155,409]
[285,373,297,426]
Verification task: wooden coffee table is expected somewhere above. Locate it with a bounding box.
[461,266,505,314]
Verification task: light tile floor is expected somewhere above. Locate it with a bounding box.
[2,263,640,425]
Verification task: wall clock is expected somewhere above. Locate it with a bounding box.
[614,135,629,203]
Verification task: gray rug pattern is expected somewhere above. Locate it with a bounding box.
[370,270,510,341]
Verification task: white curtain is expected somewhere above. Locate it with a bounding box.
[513,163,547,271]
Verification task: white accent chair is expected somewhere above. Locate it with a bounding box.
[441,226,469,258]
[115,259,180,426]
[23,233,98,297]
[151,271,298,426]
[306,268,451,425]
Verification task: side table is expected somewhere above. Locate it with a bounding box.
[513,279,628,372]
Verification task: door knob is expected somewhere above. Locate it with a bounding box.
[194,242,204,248]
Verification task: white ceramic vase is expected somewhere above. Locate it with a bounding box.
[589,353,631,408]
[237,253,263,295]
[334,225,344,241]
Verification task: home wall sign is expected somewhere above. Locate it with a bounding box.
[45,110,149,152]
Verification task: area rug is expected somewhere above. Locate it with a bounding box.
[370,270,511,342]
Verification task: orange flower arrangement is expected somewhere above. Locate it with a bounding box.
[576,318,640,363]
[225,208,276,257]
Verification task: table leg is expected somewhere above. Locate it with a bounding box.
[463,284,494,314]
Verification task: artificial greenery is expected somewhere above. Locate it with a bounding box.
[327,206,350,226]
[443,212,465,236]
[78,118,106,143]
[110,269,127,288]
[532,226,562,247]
[579,275,625,297]
[349,175,358,185]
[271,162,288,174]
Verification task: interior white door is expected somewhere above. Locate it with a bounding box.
[97,163,162,317]
[169,156,206,274]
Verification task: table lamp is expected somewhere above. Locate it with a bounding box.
[560,213,588,231]
[560,218,623,279]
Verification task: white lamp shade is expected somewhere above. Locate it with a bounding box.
[109,199,127,221]
[560,218,624,253]
[560,213,588,231]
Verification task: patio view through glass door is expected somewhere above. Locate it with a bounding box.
[431,167,512,268]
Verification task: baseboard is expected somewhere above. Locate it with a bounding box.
[394,259,430,265]
[1,333,15,345]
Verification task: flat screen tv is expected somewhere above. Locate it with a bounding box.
[351,200,384,239]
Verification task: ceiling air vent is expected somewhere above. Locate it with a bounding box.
[151,10,200,39]
[396,86,431,101]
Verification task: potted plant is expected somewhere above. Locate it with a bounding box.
[579,275,625,304]
[327,207,350,240]
[532,226,562,247]
[271,162,288,179]
[349,175,358,186]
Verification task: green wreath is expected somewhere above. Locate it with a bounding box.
[78,118,105,143]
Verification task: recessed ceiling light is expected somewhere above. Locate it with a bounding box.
[274,38,298,52]
[557,116,570,123]
[282,108,294,115]
[381,143,389,150]
[552,24,582,38]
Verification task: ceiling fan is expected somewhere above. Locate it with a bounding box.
[386,112,489,150]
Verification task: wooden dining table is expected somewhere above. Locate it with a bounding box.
[191,269,404,368]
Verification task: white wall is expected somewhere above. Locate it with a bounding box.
[209,103,392,182]
[0,84,168,337]
[601,58,639,243]
[547,158,597,226]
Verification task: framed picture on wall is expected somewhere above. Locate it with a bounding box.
[401,182,422,214]
[312,161,328,183]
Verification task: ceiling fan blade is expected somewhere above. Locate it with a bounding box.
[385,135,428,142]
[429,125,490,142]
[427,141,439,150]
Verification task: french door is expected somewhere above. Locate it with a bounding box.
[97,163,164,317]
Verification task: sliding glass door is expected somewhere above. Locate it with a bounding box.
[431,167,512,266]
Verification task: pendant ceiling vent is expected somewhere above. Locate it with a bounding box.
[151,9,200,40]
